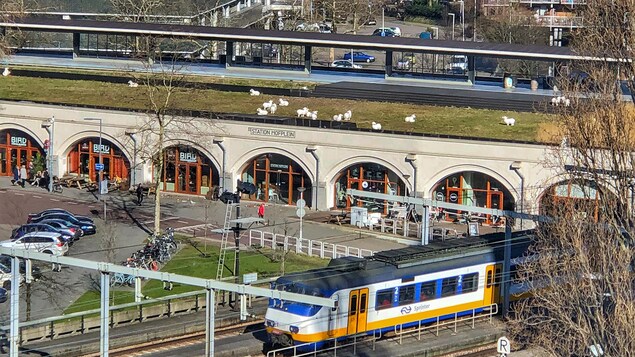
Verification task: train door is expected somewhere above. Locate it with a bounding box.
[328,294,340,337]
[484,265,496,305]
[492,264,502,304]
[346,288,369,335]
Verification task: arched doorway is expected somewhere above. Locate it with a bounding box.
[540,180,601,221]
[333,162,406,213]
[66,137,130,183]
[161,146,219,195]
[240,153,312,206]
[0,129,44,177]
[431,171,514,224]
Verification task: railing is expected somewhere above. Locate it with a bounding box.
[267,303,499,357]
[5,290,210,345]
[249,230,375,259]
[535,15,585,28]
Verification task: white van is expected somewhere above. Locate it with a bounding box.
[448,55,468,73]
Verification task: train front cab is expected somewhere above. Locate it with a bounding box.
[346,288,369,335]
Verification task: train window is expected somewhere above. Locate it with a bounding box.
[360,294,367,314]
[398,285,416,305]
[441,277,458,297]
[487,270,493,288]
[402,276,415,283]
[461,273,479,293]
[376,289,394,310]
[495,267,501,286]
[420,281,436,301]
[351,295,358,315]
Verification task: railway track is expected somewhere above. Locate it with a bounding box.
[83,320,264,357]
[441,345,500,357]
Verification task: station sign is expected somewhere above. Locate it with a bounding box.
[449,192,458,202]
[93,144,110,154]
[179,152,198,163]
[10,136,27,147]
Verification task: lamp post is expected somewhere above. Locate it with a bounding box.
[448,13,456,41]
[458,0,465,41]
[125,131,137,186]
[84,117,105,221]
[41,117,55,192]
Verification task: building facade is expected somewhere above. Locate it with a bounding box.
[1,100,587,216]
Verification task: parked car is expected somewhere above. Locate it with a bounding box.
[396,53,417,70]
[29,213,96,235]
[372,28,398,37]
[0,287,7,303]
[375,27,401,37]
[39,219,83,241]
[11,223,74,245]
[342,51,375,63]
[365,18,377,26]
[0,261,22,290]
[331,60,363,69]
[0,232,68,256]
[0,256,41,285]
[28,209,94,224]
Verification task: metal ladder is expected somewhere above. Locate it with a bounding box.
[216,202,237,281]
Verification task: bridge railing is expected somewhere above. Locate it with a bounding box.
[248,230,375,259]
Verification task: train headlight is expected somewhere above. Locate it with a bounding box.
[289,325,300,334]
[265,319,278,327]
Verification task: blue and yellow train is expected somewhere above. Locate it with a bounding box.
[265,233,531,347]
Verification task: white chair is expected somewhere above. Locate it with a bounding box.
[268,189,279,202]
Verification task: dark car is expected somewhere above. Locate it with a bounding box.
[342,51,375,63]
[372,28,397,37]
[11,223,74,244]
[29,213,96,235]
[39,219,83,240]
[28,209,94,224]
[0,287,6,303]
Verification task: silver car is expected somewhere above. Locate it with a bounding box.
[0,232,68,256]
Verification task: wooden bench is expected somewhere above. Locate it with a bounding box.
[328,211,349,225]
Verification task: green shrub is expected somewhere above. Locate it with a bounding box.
[406,1,444,19]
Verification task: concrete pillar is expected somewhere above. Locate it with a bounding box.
[467,55,476,84]
[224,6,230,18]
[72,32,80,58]
[304,45,312,73]
[385,51,393,77]
[225,41,234,68]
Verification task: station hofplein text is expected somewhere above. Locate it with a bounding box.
[248,127,296,138]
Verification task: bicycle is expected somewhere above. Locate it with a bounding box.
[52,178,63,193]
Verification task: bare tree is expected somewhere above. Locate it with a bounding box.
[0,0,30,59]
[509,1,635,355]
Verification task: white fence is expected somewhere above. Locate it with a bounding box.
[249,230,375,259]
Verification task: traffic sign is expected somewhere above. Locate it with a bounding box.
[497,336,510,355]
[296,199,306,209]
[95,163,104,171]
[243,272,258,284]
[449,192,458,202]
[296,208,306,218]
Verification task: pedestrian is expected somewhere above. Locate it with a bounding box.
[19,165,27,188]
[11,166,18,186]
[136,183,144,205]
[258,202,265,219]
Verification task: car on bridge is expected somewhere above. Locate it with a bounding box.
[331,60,362,69]
[396,53,417,70]
[342,51,375,63]
[372,28,398,37]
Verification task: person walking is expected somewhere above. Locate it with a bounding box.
[258,203,265,219]
[136,184,144,205]
[19,165,27,188]
[11,166,18,186]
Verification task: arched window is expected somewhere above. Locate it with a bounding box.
[0,129,44,177]
[161,146,219,195]
[66,138,130,183]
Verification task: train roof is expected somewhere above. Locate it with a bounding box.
[276,230,534,294]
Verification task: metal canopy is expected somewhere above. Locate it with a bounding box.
[0,17,589,61]
[0,247,335,307]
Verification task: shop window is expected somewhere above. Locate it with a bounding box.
[376,289,394,310]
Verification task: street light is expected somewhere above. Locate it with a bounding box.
[448,13,456,41]
[458,0,465,41]
[41,116,55,192]
[125,131,137,187]
[84,117,105,221]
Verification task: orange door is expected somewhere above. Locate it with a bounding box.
[483,265,496,305]
[493,264,502,304]
[347,288,369,335]
[347,290,359,335]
